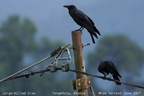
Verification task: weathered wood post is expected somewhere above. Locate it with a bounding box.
[72,31,90,96]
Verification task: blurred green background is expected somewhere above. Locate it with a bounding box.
[0,0,144,96]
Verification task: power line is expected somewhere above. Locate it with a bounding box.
[1,66,144,89]
[0,55,52,83]
[0,44,70,83]
[0,43,143,90]
[69,69,144,89]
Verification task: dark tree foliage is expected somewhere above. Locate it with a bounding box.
[0,15,37,92]
[0,15,74,95]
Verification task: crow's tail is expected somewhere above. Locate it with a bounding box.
[90,34,96,44]
[94,26,101,36]
[113,74,121,85]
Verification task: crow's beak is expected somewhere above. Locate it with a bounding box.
[63,5,69,8]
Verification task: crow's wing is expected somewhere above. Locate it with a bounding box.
[107,61,121,78]
[87,16,101,35]
[70,9,94,28]
[71,10,101,37]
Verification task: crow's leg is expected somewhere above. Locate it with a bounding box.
[79,27,84,31]
[75,27,84,34]
[103,73,109,80]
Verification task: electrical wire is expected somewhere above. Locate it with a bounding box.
[0,44,70,83]
[1,67,144,90]
[0,43,144,90]
[0,55,52,83]
[69,69,144,89]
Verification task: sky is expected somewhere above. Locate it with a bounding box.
[0,0,144,50]
[0,0,144,92]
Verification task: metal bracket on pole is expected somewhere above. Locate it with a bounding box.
[61,64,69,72]
[82,43,90,48]
[49,64,57,72]
[72,77,91,90]
[40,45,71,76]
[52,48,71,66]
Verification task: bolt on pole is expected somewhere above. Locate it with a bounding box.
[72,31,89,96]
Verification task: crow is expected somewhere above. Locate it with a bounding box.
[98,60,121,85]
[63,5,101,44]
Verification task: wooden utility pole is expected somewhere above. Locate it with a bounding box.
[72,31,91,96]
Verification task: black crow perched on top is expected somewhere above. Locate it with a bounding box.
[98,60,121,85]
[63,5,101,44]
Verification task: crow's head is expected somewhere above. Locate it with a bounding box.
[63,5,77,10]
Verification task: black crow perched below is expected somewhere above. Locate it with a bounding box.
[98,60,121,85]
[63,5,101,44]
